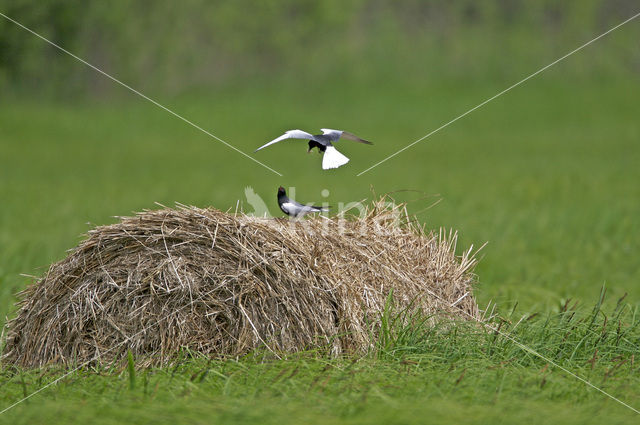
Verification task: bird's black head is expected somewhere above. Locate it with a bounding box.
[278,186,286,196]
[308,140,326,153]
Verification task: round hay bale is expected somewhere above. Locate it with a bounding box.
[2,199,480,368]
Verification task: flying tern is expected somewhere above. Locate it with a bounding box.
[255,129,372,170]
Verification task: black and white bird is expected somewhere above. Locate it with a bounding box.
[255,129,372,170]
[277,186,328,218]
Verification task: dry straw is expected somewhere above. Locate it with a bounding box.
[3,198,481,368]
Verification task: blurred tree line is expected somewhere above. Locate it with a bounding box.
[0,0,638,98]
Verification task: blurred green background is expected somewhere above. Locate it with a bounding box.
[1,0,639,325]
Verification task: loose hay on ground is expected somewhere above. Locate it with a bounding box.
[2,199,481,368]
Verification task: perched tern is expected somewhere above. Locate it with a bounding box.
[277,186,328,218]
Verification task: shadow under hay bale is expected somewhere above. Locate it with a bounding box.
[2,199,481,368]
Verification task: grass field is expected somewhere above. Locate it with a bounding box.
[1,26,640,424]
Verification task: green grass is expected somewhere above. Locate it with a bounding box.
[2,77,639,312]
[1,290,639,424]
[1,64,640,422]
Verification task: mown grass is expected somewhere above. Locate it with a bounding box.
[1,41,640,423]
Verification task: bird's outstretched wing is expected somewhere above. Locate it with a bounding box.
[341,131,372,145]
[255,129,316,152]
[320,129,372,144]
[320,128,343,141]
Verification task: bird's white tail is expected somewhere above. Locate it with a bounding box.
[322,146,350,169]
